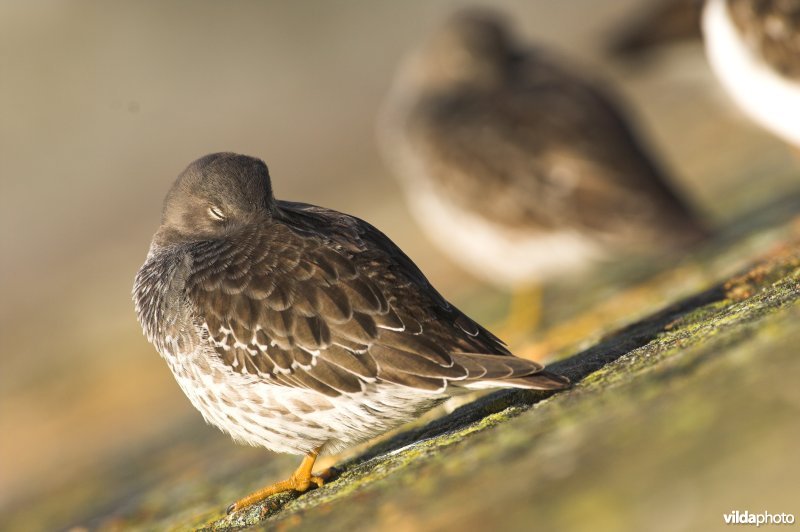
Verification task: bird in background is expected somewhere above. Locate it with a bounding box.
[703,0,800,148]
[133,153,569,513]
[379,9,707,343]
[606,0,703,59]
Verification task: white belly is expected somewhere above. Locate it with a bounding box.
[163,343,446,456]
[407,183,605,287]
[703,0,800,147]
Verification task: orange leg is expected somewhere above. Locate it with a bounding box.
[497,284,542,345]
[226,448,325,514]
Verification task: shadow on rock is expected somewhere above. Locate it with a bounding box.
[354,282,728,464]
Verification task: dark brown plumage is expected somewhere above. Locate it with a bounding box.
[133,153,568,466]
[380,9,706,289]
[179,194,566,397]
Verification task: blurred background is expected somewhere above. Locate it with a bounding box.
[1,0,798,529]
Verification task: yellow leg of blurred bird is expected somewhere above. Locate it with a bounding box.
[521,264,704,361]
[227,448,324,514]
[498,284,542,349]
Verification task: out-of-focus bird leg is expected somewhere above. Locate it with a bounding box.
[497,284,542,346]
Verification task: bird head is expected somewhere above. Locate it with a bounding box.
[410,9,517,91]
[155,152,274,245]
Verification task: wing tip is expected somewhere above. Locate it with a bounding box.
[518,370,571,390]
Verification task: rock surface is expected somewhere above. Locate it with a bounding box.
[199,213,800,531]
[4,209,800,532]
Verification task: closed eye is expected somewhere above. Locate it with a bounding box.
[208,205,226,221]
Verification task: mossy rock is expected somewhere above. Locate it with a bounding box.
[5,212,799,532]
[198,222,800,531]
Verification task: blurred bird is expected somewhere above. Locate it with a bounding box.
[703,0,800,147]
[608,0,703,59]
[379,9,706,339]
[133,153,569,513]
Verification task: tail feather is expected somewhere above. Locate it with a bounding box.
[451,353,569,391]
[494,372,571,390]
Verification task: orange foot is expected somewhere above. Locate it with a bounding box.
[226,449,325,514]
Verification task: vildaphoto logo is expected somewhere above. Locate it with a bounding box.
[723,510,796,526]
